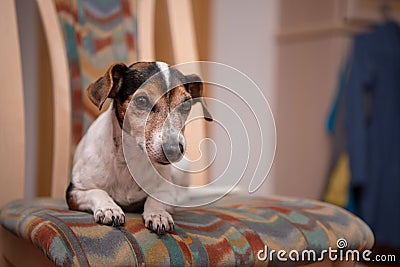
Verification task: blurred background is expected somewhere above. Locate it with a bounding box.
[14,0,400,257]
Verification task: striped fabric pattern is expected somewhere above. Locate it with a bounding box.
[54,0,138,147]
[0,196,374,266]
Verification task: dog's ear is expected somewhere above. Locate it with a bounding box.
[87,63,129,110]
[186,74,213,121]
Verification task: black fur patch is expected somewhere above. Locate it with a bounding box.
[66,182,80,211]
[117,198,146,213]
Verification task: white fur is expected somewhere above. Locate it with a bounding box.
[70,103,185,232]
[156,62,171,88]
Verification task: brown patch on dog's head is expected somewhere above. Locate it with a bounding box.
[169,86,192,111]
[185,74,213,121]
[86,63,129,110]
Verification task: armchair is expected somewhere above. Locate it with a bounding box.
[0,0,373,266]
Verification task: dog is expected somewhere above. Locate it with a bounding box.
[66,61,212,234]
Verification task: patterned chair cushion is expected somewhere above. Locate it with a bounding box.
[0,196,373,266]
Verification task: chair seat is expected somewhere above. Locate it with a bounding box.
[0,196,373,266]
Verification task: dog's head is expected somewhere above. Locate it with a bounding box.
[87,62,212,165]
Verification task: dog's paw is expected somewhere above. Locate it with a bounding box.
[94,206,125,227]
[142,210,174,235]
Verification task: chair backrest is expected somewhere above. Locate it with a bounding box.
[36,0,72,198]
[37,0,142,198]
[0,0,208,204]
[0,0,25,206]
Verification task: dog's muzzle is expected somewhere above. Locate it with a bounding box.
[162,140,185,163]
[145,129,186,165]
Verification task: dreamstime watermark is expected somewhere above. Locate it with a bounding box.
[257,238,396,263]
[122,61,277,207]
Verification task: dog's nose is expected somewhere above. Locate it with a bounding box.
[162,142,184,163]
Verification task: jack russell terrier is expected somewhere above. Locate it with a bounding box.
[66,62,212,235]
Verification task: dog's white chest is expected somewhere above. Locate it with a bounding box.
[108,170,146,207]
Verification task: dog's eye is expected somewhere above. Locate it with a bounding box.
[180,100,192,112]
[134,96,150,110]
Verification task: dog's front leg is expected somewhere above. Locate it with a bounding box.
[142,197,174,234]
[68,188,125,226]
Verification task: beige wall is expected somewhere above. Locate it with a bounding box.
[273,0,351,199]
[206,0,359,199]
[207,0,279,196]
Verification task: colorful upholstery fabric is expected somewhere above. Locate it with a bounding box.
[0,196,374,266]
[54,0,138,147]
